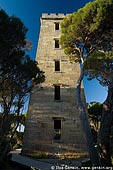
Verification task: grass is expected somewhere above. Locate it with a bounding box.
[23,152,49,159]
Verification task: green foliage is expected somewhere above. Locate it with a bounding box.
[0,10,27,64]
[60,0,113,165]
[0,9,45,115]
[0,9,45,159]
[84,51,113,86]
[88,102,102,131]
[88,102,102,117]
[60,0,113,63]
[88,102,102,144]
[12,131,23,149]
[0,112,26,151]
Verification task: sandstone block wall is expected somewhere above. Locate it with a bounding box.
[22,13,89,158]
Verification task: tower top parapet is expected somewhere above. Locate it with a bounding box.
[41,13,67,20]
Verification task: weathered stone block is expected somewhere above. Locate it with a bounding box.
[22,13,89,158]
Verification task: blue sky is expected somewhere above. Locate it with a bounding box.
[0,0,107,104]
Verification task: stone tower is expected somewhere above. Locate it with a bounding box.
[22,13,89,158]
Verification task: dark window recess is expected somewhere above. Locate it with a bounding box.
[54,119,61,129]
[54,120,61,140]
[55,39,59,48]
[55,60,60,71]
[55,23,59,30]
[54,85,60,100]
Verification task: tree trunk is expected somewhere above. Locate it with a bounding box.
[0,111,10,152]
[0,122,19,161]
[76,66,100,166]
[98,86,113,166]
[0,100,21,161]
